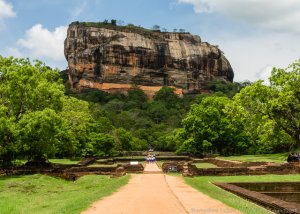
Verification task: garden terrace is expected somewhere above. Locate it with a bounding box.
[215,182,300,214]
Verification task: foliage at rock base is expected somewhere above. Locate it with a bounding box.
[0,56,298,166]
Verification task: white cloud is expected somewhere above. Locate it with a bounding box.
[256,65,273,85]
[177,0,212,13]
[177,0,300,33]
[218,33,300,82]
[0,0,16,30]
[17,24,68,62]
[0,0,16,20]
[177,0,300,82]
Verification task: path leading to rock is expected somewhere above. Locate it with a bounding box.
[82,163,240,214]
[165,175,240,213]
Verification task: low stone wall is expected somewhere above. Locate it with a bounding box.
[162,161,185,173]
[113,157,145,162]
[66,166,116,173]
[123,164,144,173]
[0,163,135,180]
[155,152,177,156]
[157,156,190,161]
[95,159,115,165]
[215,182,300,214]
[116,151,146,156]
[78,158,96,166]
[0,169,5,176]
[191,163,300,176]
[194,158,241,167]
[195,167,251,176]
[265,163,300,174]
[194,158,271,168]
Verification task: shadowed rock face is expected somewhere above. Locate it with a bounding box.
[64,23,234,96]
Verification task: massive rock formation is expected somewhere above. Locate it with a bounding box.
[64,22,234,97]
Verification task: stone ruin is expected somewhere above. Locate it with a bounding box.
[287,153,300,162]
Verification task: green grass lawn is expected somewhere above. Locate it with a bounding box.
[194,163,218,168]
[49,159,80,165]
[185,174,300,214]
[217,153,288,163]
[0,174,130,214]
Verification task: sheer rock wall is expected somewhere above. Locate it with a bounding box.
[64,23,234,96]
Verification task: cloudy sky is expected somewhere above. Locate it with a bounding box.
[0,0,299,82]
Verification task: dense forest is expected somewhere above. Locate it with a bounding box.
[0,56,299,166]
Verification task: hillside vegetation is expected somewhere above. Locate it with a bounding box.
[0,56,299,166]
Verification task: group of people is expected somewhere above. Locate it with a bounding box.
[145,154,156,163]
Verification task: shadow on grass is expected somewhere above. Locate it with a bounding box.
[0,175,25,181]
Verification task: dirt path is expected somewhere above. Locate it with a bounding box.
[165,175,240,213]
[82,163,240,214]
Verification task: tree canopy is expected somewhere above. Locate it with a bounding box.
[0,55,299,166]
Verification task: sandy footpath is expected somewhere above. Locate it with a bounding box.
[165,175,241,213]
[82,163,240,214]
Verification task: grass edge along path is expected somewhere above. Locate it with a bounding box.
[0,174,130,214]
[184,174,300,214]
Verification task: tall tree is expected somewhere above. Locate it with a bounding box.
[179,96,250,155]
[268,61,300,148]
[59,96,92,156]
[17,108,63,161]
[0,57,64,121]
[234,60,300,151]
[0,56,65,165]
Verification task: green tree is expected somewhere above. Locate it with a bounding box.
[126,87,148,109]
[0,105,16,166]
[114,128,133,151]
[148,102,168,124]
[0,57,64,121]
[268,62,300,148]
[207,79,248,98]
[90,117,114,134]
[88,133,115,156]
[235,61,299,151]
[179,96,250,155]
[16,108,63,161]
[130,137,148,151]
[59,96,92,157]
[0,56,65,165]
[110,19,117,26]
[154,87,179,109]
[105,99,126,113]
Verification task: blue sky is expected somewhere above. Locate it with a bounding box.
[1,0,299,82]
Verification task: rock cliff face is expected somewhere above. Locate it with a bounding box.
[64,22,234,96]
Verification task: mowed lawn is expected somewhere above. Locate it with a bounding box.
[194,163,218,168]
[185,174,300,214]
[0,174,129,214]
[49,159,80,165]
[217,153,288,163]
